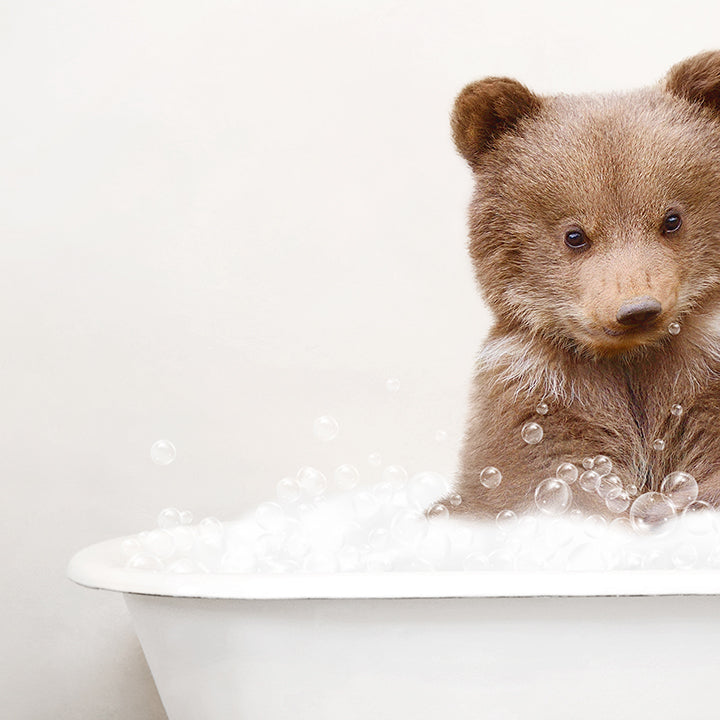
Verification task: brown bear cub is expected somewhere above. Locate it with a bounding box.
[450,51,720,519]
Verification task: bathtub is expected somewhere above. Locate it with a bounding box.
[68,535,720,720]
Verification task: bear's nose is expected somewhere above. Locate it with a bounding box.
[616,296,662,327]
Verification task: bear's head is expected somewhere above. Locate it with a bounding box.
[452,51,720,359]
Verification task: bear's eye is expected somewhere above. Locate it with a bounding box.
[662,211,682,234]
[564,228,589,250]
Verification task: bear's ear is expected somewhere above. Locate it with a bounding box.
[665,50,720,114]
[451,77,542,169]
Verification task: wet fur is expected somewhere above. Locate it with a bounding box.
[450,52,720,518]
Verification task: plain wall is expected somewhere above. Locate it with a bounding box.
[3,0,720,717]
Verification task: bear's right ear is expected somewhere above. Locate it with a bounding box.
[451,77,542,169]
[665,50,720,114]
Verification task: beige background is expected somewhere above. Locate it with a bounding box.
[3,0,720,717]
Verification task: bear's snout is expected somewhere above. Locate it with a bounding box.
[615,296,662,327]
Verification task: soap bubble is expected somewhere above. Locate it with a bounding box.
[297,466,327,496]
[593,455,612,476]
[391,509,429,546]
[653,439,666,451]
[449,493,463,507]
[127,552,163,571]
[313,415,339,442]
[150,439,176,465]
[144,529,175,558]
[672,544,698,570]
[629,492,676,535]
[496,509,519,531]
[671,404,683,416]
[407,471,449,508]
[372,480,394,505]
[157,507,183,529]
[627,484,638,496]
[255,502,287,533]
[277,477,302,503]
[334,464,360,490]
[668,322,681,335]
[385,377,400,393]
[479,466,502,489]
[534,477,572,516]
[682,501,715,534]
[434,430,448,443]
[660,471,698,510]
[382,464,407,488]
[521,422,543,444]
[368,452,382,467]
[606,491,631,514]
[535,401,549,415]
[427,503,449,521]
[579,470,601,492]
[198,517,225,548]
[597,473,622,499]
[556,462,579,484]
[582,457,594,470]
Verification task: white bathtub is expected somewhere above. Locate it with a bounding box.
[69,536,720,720]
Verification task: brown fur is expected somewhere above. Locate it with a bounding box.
[449,52,720,518]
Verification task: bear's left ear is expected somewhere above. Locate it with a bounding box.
[665,50,720,114]
[451,77,543,169]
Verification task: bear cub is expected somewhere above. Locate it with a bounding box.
[450,51,720,519]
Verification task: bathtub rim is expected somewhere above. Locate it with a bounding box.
[67,535,720,599]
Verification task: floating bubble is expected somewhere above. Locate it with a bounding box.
[297,466,327,496]
[535,401,549,415]
[582,457,595,470]
[407,472,449,508]
[579,470,601,492]
[627,484,638,496]
[606,491,631,514]
[629,492,676,535]
[385,377,400,393]
[434,430,448,443]
[534,477,572,516]
[255,502,287,533]
[277,477,302,503]
[334,464,360,490]
[668,322,681,335]
[652,439,666,451]
[427,503,449,521]
[127,552,163,571]
[150,439,176,465]
[671,404,683,417]
[479,466,502,489]
[496,509,518,531]
[391,509,429,546]
[556,462,579,484]
[157,507,182,529]
[597,473,622,499]
[449,493,463,507]
[382,464,407,488]
[593,455,613,476]
[313,415,339,442]
[682,501,715,534]
[521,422,544,444]
[660,471,698,510]
[368,452,382,467]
